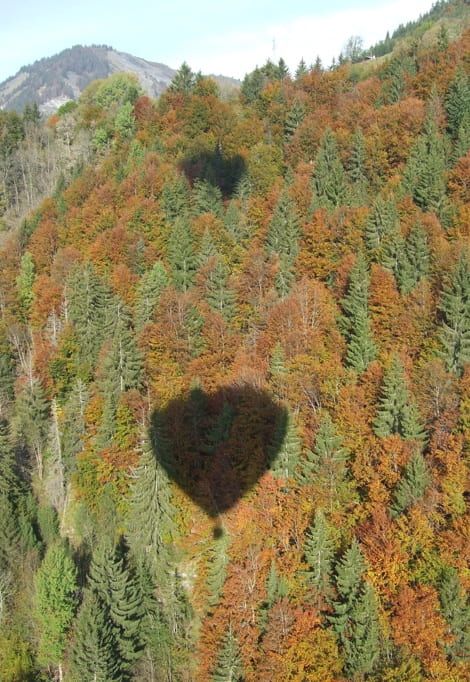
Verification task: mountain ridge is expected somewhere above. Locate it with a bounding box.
[0,44,240,114]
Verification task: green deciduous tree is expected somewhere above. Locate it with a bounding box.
[16,252,35,316]
[34,542,77,675]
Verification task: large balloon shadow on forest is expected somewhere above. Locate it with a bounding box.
[180,149,246,196]
[149,385,287,519]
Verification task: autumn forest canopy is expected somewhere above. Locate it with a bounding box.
[0,1,469,680]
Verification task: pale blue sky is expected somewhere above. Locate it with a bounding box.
[0,0,434,82]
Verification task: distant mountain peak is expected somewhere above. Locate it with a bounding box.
[0,44,177,113]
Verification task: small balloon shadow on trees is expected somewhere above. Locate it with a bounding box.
[180,148,246,196]
[149,385,287,519]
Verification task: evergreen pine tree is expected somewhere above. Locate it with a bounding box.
[437,24,449,52]
[284,100,305,141]
[207,530,231,609]
[198,228,218,266]
[348,128,369,204]
[168,216,197,291]
[213,628,244,682]
[127,432,176,563]
[224,200,248,242]
[303,509,336,598]
[14,379,50,478]
[88,540,144,673]
[330,539,366,636]
[270,411,301,479]
[403,113,447,213]
[345,582,381,677]
[132,556,176,680]
[266,190,300,296]
[0,419,19,499]
[454,108,470,159]
[340,254,376,372]
[330,540,381,678]
[313,56,323,72]
[192,179,223,218]
[0,494,20,572]
[266,190,300,259]
[438,566,470,662]
[67,263,110,372]
[134,262,168,331]
[169,62,196,94]
[391,452,430,517]
[205,258,236,321]
[374,356,426,441]
[102,304,142,396]
[382,57,406,104]
[297,413,352,510]
[381,230,409,289]
[182,304,205,357]
[234,174,252,203]
[0,420,24,574]
[312,128,348,210]
[446,68,470,140]
[61,379,88,475]
[400,223,430,294]
[439,256,470,375]
[364,197,399,258]
[295,58,308,79]
[269,342,287,378]
[71,591,120,682]
[0,333,14,411]
[161,175,190,223]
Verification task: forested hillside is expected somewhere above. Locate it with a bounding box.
[0,11,469,682]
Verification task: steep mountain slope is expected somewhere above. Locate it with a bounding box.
[0,18,469,679]
[0,45,177,113]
